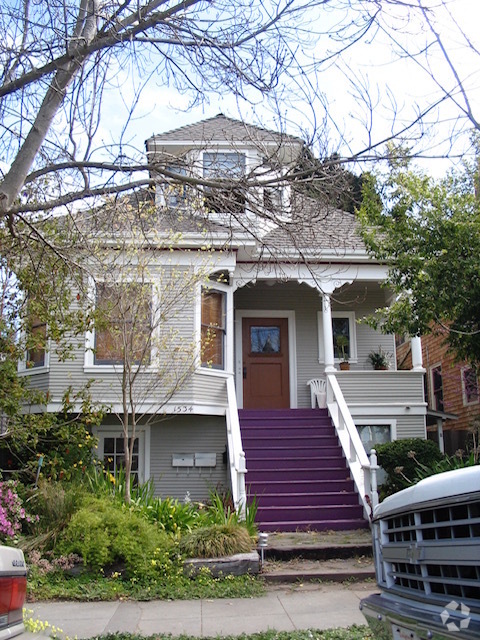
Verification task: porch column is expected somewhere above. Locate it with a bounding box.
[322,293,336,372]
[411,336,424,370]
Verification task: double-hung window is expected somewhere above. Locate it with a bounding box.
[430,364,444,411]
[164,164,188,210]
[203,152,246,214]
[94,282,152,366]
[201,288,226,369]
[26,316,46,368]
[462,366,479,405]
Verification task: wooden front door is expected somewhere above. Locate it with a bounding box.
[242,317,290,409]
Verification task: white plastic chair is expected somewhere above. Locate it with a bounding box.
[307,378,327,409]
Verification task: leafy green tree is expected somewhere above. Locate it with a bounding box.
[358,152,480,367]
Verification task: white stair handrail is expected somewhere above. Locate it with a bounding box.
[225,375,247,515]
[326,372,378,519]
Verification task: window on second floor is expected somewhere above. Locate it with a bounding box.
[203,152,246,214]
[462,366,479,405]
[94,282,152,366]
[201,288,226,369]
[26,316,46,368]
[430,364,444,411]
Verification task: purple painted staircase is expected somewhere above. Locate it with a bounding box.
[239,408,369,532]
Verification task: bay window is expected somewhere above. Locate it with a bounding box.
[201,289,226,369]
[94,282,152,366]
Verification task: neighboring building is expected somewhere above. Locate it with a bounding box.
[397,332,480,455]
[18,115,427,530]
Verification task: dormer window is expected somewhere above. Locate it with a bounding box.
[164,164,188,210]
[203,152,246,214]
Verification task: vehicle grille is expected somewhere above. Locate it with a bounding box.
[377,499,480,607]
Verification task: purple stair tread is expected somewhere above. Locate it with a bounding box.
[256,506,365,523]
[253,493,361,507]
[257,520,370,532]
[247,482,356,495]
[246,458,345,470]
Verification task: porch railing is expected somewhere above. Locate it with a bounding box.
[225,375,247,514]
[326,372,379,519]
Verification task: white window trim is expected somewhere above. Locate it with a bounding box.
[317,311,358,364]
[354,418,397,454]
[84,277,158,373]
[197,278,233,374]
[461,366,479,406]
[92,424,150,484]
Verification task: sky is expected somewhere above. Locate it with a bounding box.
[93,0,480,178]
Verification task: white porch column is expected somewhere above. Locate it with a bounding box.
[322,293,336,372]
[411,336,424,370]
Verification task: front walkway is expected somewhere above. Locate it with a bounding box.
[26,582,376,639]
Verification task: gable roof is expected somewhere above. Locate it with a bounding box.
[145,114,303,148]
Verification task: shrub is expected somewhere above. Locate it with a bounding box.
[180,523,254,558]
[0,480,38,543]
[375,438,444,498]
[57,497,178,578]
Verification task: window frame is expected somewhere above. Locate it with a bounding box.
[85,279,154,372]
[202,150,247,215]
[317,311,358,364]
[18,315,50,375]
[201,287,227,370]
[93,425,150,485]
[429,363,444,411]
[461,366,479,406]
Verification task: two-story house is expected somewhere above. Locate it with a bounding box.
[20,115,427,531]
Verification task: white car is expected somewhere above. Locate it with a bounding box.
[361,466,480,639]
[0,546,27,640]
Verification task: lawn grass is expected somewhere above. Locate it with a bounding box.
[27,569,266,602]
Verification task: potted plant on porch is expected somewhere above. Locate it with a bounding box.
[368,346,391,370]
[335,335,350,370]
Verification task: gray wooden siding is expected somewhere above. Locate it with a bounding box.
[149,414,229,500]
[338,371,426,439]
[234,280,396,409]
[337,371,425,404]
[44,265,200,410]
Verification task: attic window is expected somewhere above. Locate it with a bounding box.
[164,164,188,210]
[203,152,245,214]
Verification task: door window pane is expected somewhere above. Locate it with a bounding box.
[250,326,281,353]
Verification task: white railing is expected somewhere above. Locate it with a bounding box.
[225,375,247,515]
[326,372,378,519]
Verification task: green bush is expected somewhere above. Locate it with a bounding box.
[58,497,178,578]
[375,438,444,498]
[180,523,254,558]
